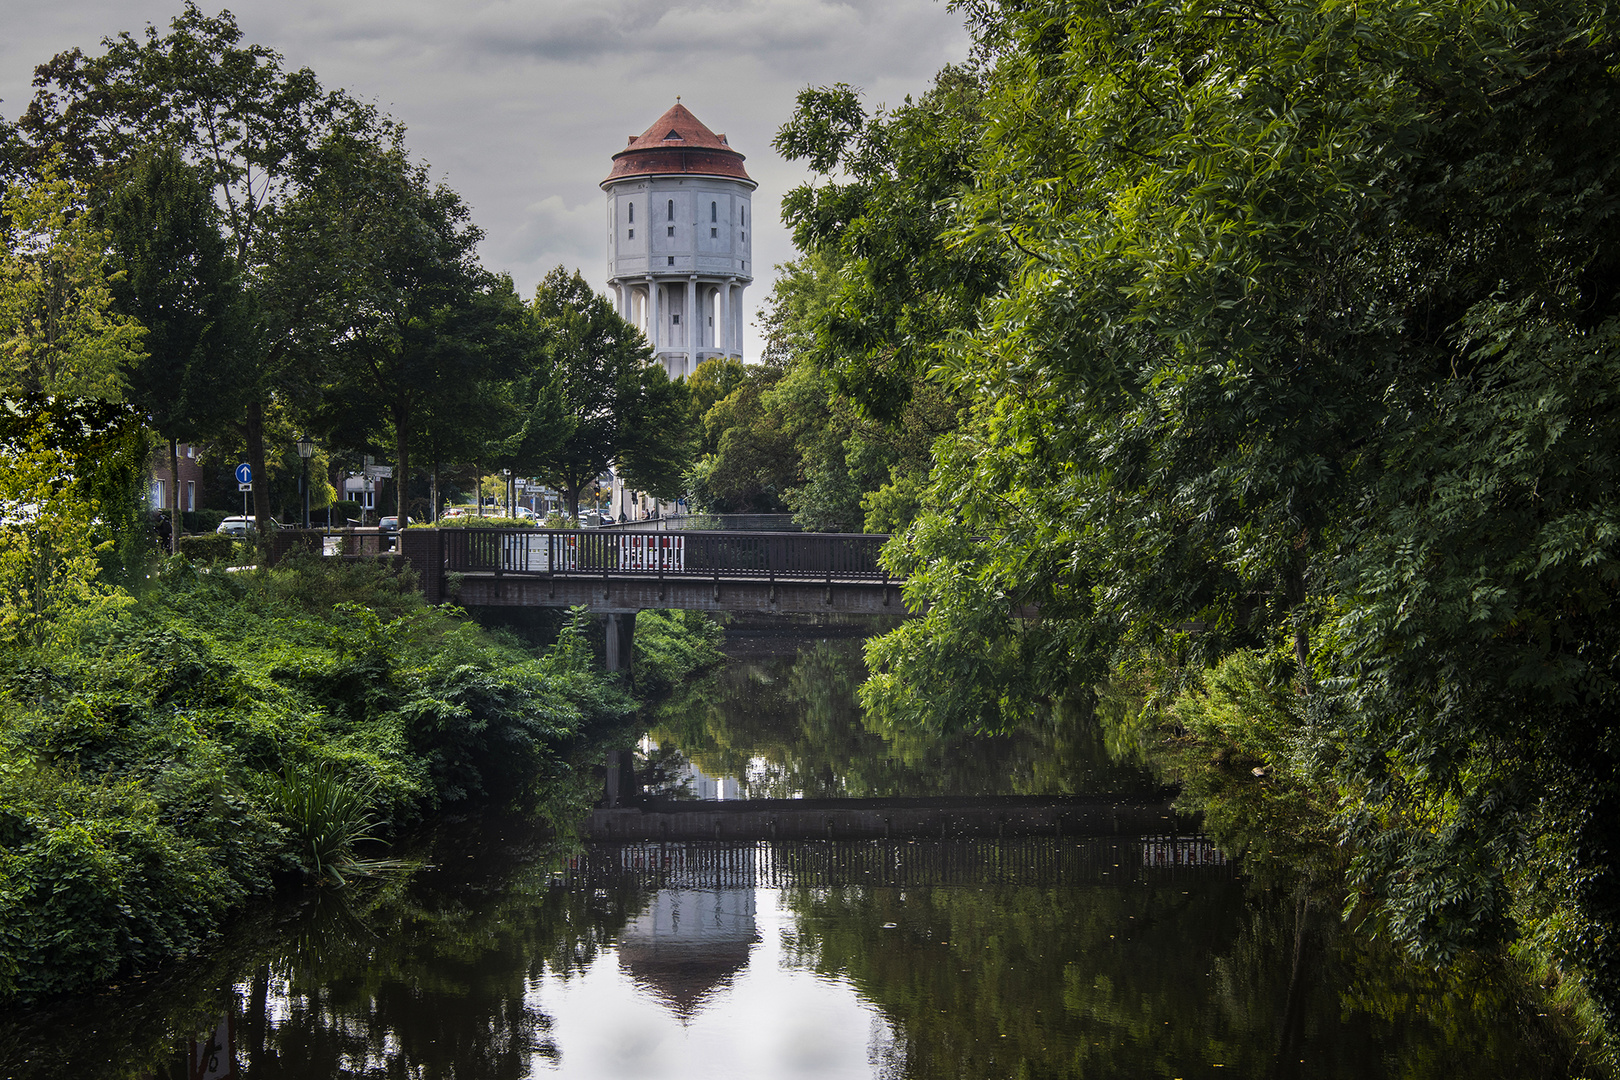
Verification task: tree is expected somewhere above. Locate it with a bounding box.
[0,395,148,643]
[289,136,513,519]
[527,268,692,520]
[0,162,142,400]
[840,0,1620,1044]
[104,146,245,551]
[16,2,397,534]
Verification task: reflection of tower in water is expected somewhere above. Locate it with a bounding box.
[618,887,759,1019]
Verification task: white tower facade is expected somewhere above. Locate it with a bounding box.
[603,102,755,380]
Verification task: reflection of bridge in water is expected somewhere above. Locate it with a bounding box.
[587,791,1193,843]
[562,836,1232,891]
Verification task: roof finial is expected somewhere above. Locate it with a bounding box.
[676,95,681,103]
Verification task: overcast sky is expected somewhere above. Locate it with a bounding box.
[0,1,972,361]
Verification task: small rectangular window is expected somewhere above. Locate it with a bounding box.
[668,256,675,265]
[667,226,675,237]
[628,203,634,223]
[711,201,717,222]
[672,314,680,325]
[711,227,718,238]
[186,480,196,511]
[628,229,634,239]
[667,199,674,221]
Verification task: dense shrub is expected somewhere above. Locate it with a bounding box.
[181,509,227,534]
[0,559,692,1003]
[176,533,239,562]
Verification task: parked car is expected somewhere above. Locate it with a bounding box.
[513,506,538,521]
[439,508,468,521]
[216,516,254,536]
[379,515,410,531]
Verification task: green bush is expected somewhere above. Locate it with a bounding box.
[331,500,362,525]
[0,562,646,1003]
[181,509,227,534]
[176,533,239,563]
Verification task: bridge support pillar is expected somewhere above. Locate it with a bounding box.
[604,611,638,674]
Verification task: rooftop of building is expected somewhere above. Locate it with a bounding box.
[603,101,753,186]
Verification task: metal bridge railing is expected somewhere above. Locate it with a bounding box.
[439,528,891,582]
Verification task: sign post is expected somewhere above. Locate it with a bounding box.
[235,463,252,528]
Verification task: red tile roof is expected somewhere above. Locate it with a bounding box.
[603,102,753,185]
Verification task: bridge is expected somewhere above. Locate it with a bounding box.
[280,527,912,670]
[561,835,1231,891]
[274,526,911,669]
[585,792,1192,843]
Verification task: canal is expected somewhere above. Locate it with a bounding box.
[0,628,1577,1078]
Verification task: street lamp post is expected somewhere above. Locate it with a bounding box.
[297,435,315,529]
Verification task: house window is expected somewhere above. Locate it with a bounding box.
[151,479,166,509]
[711,201,717,222]
[186,480,196,511]
[667,199,674,221]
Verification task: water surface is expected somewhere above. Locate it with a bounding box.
[0,632,1577,1079]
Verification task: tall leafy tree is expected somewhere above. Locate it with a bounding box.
[16,2,397,533]
[0,162,142,401]
[527,267,692,520]
[838,0,1620,1044]
[104,145,244,551]
[289,136,511,518]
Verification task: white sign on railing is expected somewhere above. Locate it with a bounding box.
[617,533,684,571]
[501,532,578,571]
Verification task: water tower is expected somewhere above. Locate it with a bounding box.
[603,100,755,379]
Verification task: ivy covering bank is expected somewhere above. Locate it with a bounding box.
[0,556,718,1002]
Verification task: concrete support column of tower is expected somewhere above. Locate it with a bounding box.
[686,276,698,372]
[647,277,660,351]
[718,279,730,357]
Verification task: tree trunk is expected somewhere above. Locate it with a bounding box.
[393,403,410,521]
[246,398,270,542]
[168,436,182,555]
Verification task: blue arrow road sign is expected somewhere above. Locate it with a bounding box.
[235,462,252,485]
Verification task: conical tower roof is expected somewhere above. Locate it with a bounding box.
[603,102,753,186]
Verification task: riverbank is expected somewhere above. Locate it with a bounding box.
[0,555,720,1005]
[1097,650,1611,1077]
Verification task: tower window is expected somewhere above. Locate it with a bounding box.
[711,201,717,222]
[672,314,680,325]
[628,229,634,238]
[668,226,675,237]
[668,256,675,265]
[628,203,634,223]
[742,232,746,242]
[741,207,746,226]
[711,228,717,238]
[667,199,674,221]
